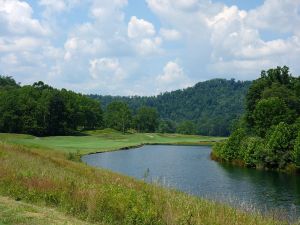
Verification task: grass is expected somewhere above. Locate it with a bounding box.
[0,129,225,155]
[0,196,99,225]
[0,130,292,224]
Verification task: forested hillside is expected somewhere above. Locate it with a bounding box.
[213,66,300,171]
[91,79,251,136]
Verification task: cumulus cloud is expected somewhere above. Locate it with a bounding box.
[148,0,300,80]
[64,37,106,61]
[0,0,49,35]
[156,61,191,92]
[160,28,181,41]
[128,16,156,39]
[39,0,80,13]
[246,0,300,34]
[1,0,300,95]
[88,57,127,92]
[127,16,163,56]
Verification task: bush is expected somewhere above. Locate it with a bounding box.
[265,122,294,168]
[212,128,246,161]
[241,137,266,167]
[293,132,300,167]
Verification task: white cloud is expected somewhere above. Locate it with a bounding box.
[160,28,181,41]
[39,0,80,13]
[0,37,45,52]
[127,16,163,56]
[1,0,300,95]
[246,0,300,34]
[148,0,300,81]
[64,37,106,61]
[136,37,162,55]
[90,0,128,22]
[89,57,126,81]
[0,0,49,35]
[39,0,67,12]
[128,16,156,39]
[156,61,191,92]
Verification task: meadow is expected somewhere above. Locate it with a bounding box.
[0,130,292,225]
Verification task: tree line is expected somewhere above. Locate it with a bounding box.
[0,76,167,135]
[90,79,251,136]
[0,77,103,136]
[212,66,300,171]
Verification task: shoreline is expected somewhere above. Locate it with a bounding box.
[81,141,218,157]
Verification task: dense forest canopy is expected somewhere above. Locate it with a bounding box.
[0,76,103,136]
[0,76,251,137]
[213,66,300,171]
[91,79,252,136]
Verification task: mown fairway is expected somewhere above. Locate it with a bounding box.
[0,129,225,154]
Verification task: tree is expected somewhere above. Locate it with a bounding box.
[253,97,295,137]
[134,106,159,132]
[265,122,293,168]
[158,119,176,133]
[241,137,266,167]
[176,121,196,135]
[0,77,103,136]
[46,92,67,135]
[293,132,300,167]
[0,75,18,87]
[105,102,132,133]
[91,79,251,136]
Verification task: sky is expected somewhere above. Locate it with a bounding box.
[0,0,300,96]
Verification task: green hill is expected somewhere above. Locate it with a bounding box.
[90,79,251,136]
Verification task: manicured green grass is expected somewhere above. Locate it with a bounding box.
[0,129,225,155]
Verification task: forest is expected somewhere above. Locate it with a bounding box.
[0,76,251,137]
[0,77,103,136]
[0,76,161,136]
[91,79,251,136]
[212,66,300,171]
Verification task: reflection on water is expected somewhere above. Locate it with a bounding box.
[82,145,300,219]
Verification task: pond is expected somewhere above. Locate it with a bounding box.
[82,145,300,219]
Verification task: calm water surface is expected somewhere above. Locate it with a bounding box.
[82,145,300,218]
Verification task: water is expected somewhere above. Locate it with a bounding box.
[82,145,300,219]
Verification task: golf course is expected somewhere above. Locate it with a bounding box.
[0,130,291,225]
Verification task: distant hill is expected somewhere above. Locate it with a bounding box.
[90,79,252,136]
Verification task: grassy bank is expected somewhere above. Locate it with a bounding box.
[0,129,225,155]
[0,131,290,224]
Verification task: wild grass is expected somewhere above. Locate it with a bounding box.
[0,196,98,225]
[0,139,291,225]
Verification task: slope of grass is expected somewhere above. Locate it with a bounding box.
[0,137,290,225]
[0,129,225,155]
[0,196,99,225]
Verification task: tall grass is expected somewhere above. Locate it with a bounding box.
[0,141,290,225]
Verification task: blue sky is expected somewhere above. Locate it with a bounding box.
[0,0,299,95]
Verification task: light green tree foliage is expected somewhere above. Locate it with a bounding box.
[266,122,293,168]
[241,137,265,167]
[213,128,246,161]
[293,132,300,167]
[105,101,132,133]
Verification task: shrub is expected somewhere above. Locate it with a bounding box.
[241,137,266,167]
[265,122,294,168]
[293,132,300,167]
